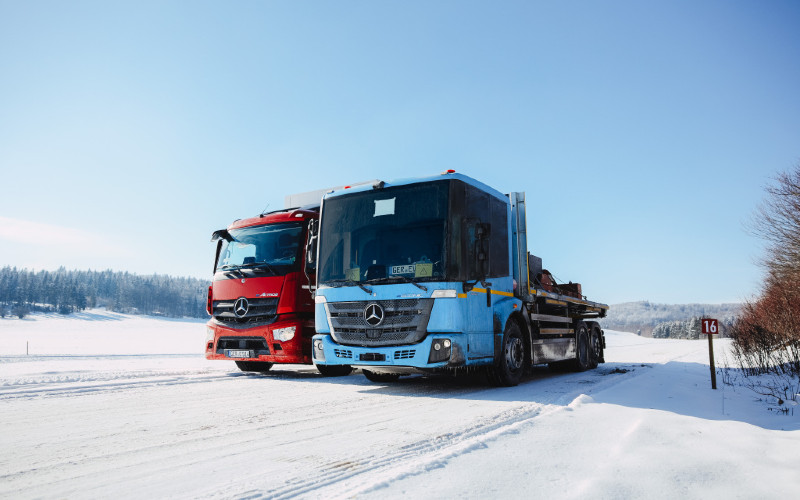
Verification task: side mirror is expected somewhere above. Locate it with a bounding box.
[475,223,490,277]
[213,239,223,274]
[463,218,490,281]
[211,229,233,242]
[305,219,319,272]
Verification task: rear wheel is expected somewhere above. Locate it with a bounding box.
[588,324,603,369]
[572,321,591,372]
[488,320,527,386]
[362,369,400,383]
[316,364,353,377]
[235,361,273,373]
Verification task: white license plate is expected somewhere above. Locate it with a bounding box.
[391,264,415,275]
[226,349,253,358]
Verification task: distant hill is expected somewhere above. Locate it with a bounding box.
[599,301,741,337]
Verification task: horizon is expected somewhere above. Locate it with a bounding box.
[0,264,746,307]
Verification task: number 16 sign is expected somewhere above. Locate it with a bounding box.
[702,318,718,389]
[702,318,718,335]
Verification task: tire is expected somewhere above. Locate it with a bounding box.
[316,364,353,377]
[362,369,400,383]
[487,320,527,387]
[588,324,603,369]
[235,361,273,373]
[572,321,591,372]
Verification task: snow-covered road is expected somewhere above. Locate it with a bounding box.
[1,311,798,499]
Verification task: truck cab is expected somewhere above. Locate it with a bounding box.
[311,171,608,385]
[205,207,351,376]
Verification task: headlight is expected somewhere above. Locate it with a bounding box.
[273,326,296,342]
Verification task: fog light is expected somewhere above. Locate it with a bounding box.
[428,338,452,364]
[313,339,325,361]
[273,326,296,342]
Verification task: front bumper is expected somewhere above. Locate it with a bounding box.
[311,333,470,373]
[205,317,312,365]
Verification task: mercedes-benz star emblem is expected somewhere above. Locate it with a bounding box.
[364,303,384,326]
[233,297,249,318]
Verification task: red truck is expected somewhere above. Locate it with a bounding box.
[204,198,352,376]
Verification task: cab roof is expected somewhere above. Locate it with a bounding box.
[228,207,317,230]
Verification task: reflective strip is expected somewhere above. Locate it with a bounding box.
[471,287,514,297]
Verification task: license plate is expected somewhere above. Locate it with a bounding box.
[226,349,253,359]
[391,264,415,275]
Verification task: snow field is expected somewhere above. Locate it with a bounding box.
[0,310,798,499]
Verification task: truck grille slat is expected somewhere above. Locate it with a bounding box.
[212,297,280,329]
[326,299,434,347]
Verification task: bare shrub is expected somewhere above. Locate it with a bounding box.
[731,165,800,405]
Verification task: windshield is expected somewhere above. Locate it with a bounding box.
[318,182,450,285]
[216,222,304,274]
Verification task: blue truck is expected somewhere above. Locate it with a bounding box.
[309,171,608,386]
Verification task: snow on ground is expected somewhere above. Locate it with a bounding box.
[1,310,798,499]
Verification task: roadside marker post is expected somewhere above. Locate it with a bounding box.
[702,318,718,389]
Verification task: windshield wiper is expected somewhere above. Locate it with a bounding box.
[325,279,372,294]
[239,261,277,276]
[366,276,428,292]
[218,265,245,278]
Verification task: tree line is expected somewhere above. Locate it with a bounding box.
[0,267,209,318]
[651,316,731,340]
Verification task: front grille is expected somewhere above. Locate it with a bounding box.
[334,349,353,359]
[394,349,416,360]
[327,299,434,347]
[216,337,270,356]
[212,297,279,328]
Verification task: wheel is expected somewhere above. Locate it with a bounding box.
[235,361,273,373]
[588,324,603,369]
[488,320,527,387]
[316,364,353,377]
[572,321,591,372]
[362,369,400,383]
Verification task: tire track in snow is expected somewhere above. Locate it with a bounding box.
[0,371,237,400]
[223,364,651,499]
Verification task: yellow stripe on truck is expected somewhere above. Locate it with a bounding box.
[471,288,514,297]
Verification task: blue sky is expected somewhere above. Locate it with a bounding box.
[1,0,798,305]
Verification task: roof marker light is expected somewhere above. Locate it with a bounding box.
[441,169,456,175]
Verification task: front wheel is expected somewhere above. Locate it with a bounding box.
[362,369,400,383]
[235,361,273,373]
[488,320,527,387]
[316,364,353,377]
